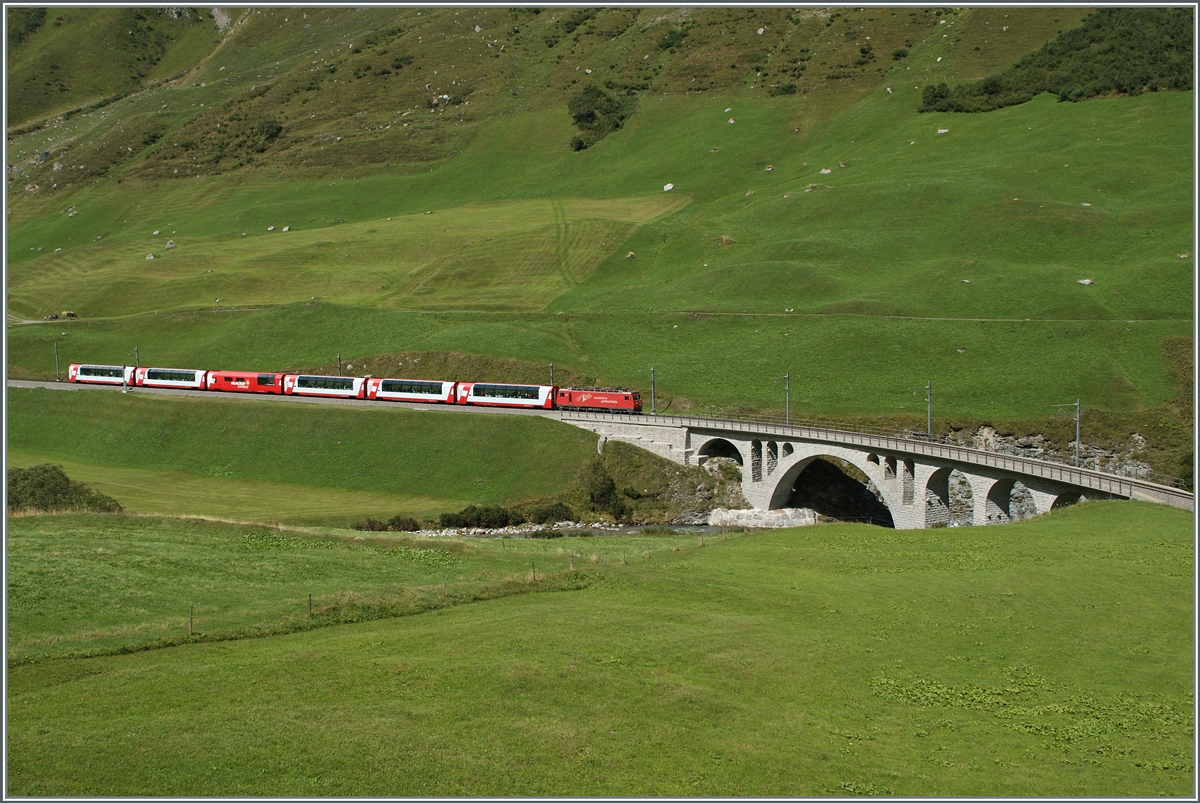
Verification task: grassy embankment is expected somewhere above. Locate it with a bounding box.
[7,386,599,525]
[7,500,1193,796]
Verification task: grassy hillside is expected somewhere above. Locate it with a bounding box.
[7,386,599,523]
[7,500,1193,795]
[5,7,220,127]
[4,7,1193,457]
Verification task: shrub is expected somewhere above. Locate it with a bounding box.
[566,84,639,150]
[353,517,388,532]
[7,464,122,513]
[439,504,525,529]
[918,8,1192,114]
[892,47,908,60]
[658,28,688,51]
[528,501,573,524]
[387,515,421,532]
[257,114,282,140]
[579,458,629,520]
[769,83,798,97]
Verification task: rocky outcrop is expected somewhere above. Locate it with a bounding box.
[935,426,1156,479]
[708,507,818,528]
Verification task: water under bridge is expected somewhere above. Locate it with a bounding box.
[558,411,1194,528]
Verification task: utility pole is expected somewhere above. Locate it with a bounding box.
[54,342,60,381]
[926,379,932,439]
[772,371,790,424]
[1052,398,1081,467]
[337,352,342,376]
[549,362,554,386]
[122,363,128,393]
[135,345,140,367]
[650,366,656,415]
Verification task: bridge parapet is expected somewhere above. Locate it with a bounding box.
[557,410,1193,525]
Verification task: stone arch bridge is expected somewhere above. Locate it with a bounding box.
[558,411,1193,529]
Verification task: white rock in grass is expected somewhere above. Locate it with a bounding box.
[663,183,674,191]
[1078,279,1094,285]
[152,230,160,235]
[819,168,832,174]
[146,253,155,260]
[282,226,290,231]
[937,128,949,134]
[267,225,275,231]
[728,118,736,124]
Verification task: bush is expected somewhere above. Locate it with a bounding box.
[768,83,798,97]
[892,47,908,60]
[579,458,629,520]
[257,114,282,140]
[528,501,573,524]
[7,464,122,513]
[566,84,639,150]
[353,517,388,532]
[387,515,421,532]
[439,504,526,529]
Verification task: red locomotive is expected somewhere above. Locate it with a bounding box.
[555,387,642,413]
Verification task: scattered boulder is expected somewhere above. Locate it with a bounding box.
[1078,279,1094,285]
[146,253,155,260]
[626,251,635,259]
[819,168,832,174]
[937,128,949,134]
[663,183,674,191]
[165,240,176,249]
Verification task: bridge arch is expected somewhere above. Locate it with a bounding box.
[696,436,745,466]
[766,450,897,527]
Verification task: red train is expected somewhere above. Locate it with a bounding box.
[67,363,641,412]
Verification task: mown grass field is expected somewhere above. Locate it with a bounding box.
[7,500,1193,796]
[7,386,598,525]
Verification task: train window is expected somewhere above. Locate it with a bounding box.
[257,374,276,386]
[474,384,540,400]
[381,380,441,395]
[146,369,197,382]
[80,365,124,378]
[297,376,354,390]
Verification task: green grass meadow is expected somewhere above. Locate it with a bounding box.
[8,88,1192,423]
[6,501,1193,796]
[6,7,1195,796]
[7,387,598,524]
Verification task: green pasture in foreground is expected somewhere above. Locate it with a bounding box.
[9,304,1189,418]
[7,501,1193,796]
[7,387,597,523]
